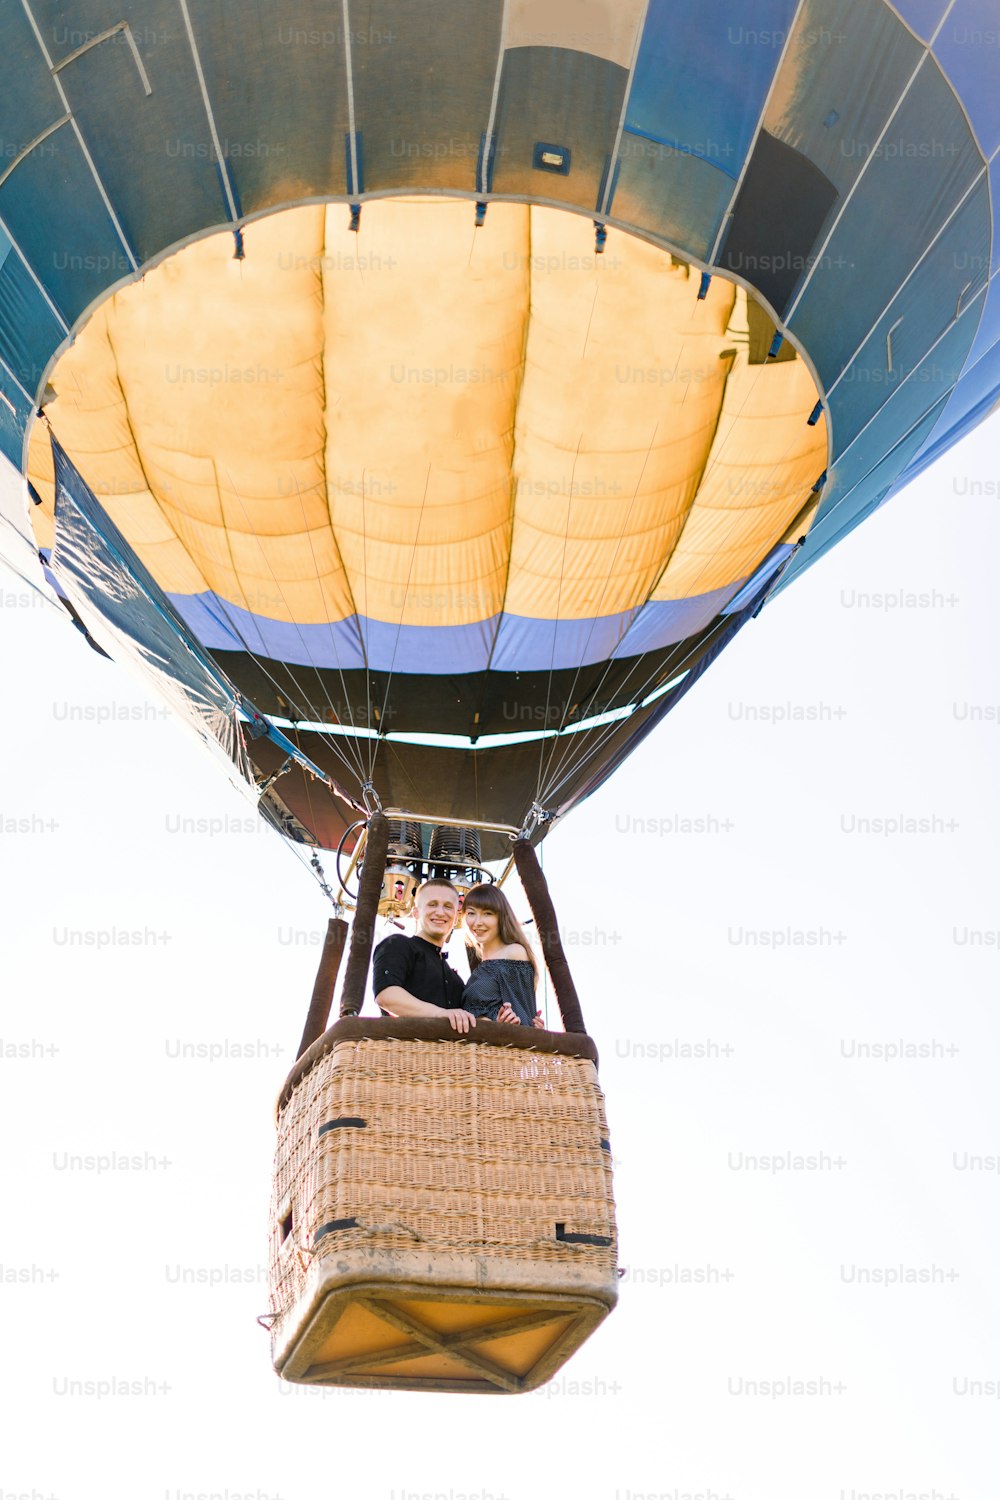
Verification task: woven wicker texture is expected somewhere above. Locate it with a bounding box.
[269,1034,617,1327]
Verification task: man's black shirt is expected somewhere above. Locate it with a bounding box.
[372,933,465,1012]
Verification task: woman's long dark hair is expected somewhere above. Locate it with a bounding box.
[462,884,539,989]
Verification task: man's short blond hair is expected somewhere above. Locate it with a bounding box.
[415,877,460,901]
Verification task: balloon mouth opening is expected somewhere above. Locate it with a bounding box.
[27,194,826,628]
[25,196,826,848]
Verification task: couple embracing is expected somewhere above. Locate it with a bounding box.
[372,880,545,1034]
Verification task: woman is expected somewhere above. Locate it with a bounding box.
[461,884,546,1029]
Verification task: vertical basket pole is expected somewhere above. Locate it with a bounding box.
[295,917,349,1060]
[512,838,587,1035]
[339,812,390,1018]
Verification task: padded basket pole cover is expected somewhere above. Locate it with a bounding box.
[266,1017,618,1393]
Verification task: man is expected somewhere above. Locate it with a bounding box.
[372,878,478,1034]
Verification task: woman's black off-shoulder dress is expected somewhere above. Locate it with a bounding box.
[462,959,536,1026]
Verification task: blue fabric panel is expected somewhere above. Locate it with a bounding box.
[761,0,922,202]
[900,334,1000,479]
[610,136,736,260]
[0,245,65,397]
[174,591,365,668]
[361,614,498,673]
[830,317,973,492]
[604,584,743,659]
[0,127,129,325]
[789,61,983,387]
[350,1,502,196]
[490,48,627,213]
[47,10,230,264]
[775,394,950,592]
[174,592,495,674]
[618,125,738,182]
[721,544,796,612]
[933,0,1000,153]
[945,334,1000,430]
[491,592,750,671]
[827,183,988,450]
[989,153,1000,270]
[964,279,1000,369]
[718,129,839,314]
[627,0,799,167]
[804,395,950,560]
[889,0,950,39]
[171,587,756,675]
[186,0,352,216]
[0,363,32,467]
[0,3,65,150]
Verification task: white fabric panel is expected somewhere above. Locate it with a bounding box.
[503,0,647,67]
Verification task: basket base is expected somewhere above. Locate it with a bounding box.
[276,1272,612,1393]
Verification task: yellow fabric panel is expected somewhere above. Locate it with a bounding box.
[36,207,362,622]
[25,426,55,549]
[653,356,827,599]
[106,207,328,530]
[24,328,207,590]
[504,209,737,620]
[101,206,359,634]
[321,199,527,628]
[503,0,647,67]
[27,306,148,499]
[29,500,54,553]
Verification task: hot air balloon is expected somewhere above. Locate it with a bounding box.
[3,0,997,1392]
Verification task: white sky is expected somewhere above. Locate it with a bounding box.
[1,419,999,1500]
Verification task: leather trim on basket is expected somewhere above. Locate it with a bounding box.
[556,1223,614,1247]
[277,1015,599,1115]
[313,1217,360,1243]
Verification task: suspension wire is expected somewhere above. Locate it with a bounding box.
[538,839,551,1029]
[537,525,799,809]
[538,553,790,809]
[536,517,802,806]
[172,471,352,776]
[250,726,345,911]
[534,434,581,800]
[536,347,819,801]
[379,730,434,812]
[309,847,340,906]
[288,471,371,778]
[220,465,370,786]
[359,468,375,780]
[37,435,367,794]
[369,465,433,782]
[41,391,367,789]
[180,566,367,789]
[534,418,660,797]
[531,310,780,800]
[278,817,343,906]
[296,731,337,853]
[0,537,64,616]
[209,480,367,786]
[539,621,735,810]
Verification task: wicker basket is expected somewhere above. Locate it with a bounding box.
[266,1016,618,1393]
